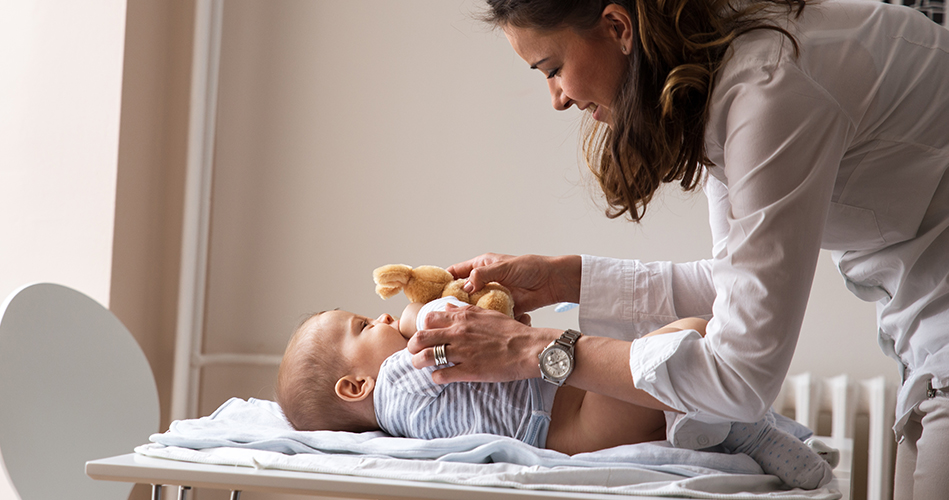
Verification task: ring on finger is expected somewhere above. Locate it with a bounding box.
[433,344,449,366]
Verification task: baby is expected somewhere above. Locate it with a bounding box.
[276,296,833,489]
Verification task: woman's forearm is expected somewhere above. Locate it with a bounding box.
[550,254,582,304]
[568,335,676,412]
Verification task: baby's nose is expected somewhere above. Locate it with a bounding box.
[377,313,395,324]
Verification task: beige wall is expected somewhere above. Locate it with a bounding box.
[110,0,195,438]
[108,2,195,496]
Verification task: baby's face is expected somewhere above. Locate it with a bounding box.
[311,310,409,377]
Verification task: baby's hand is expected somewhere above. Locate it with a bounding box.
[399,302,425,339]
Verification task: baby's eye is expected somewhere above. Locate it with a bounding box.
[546,68,561,79]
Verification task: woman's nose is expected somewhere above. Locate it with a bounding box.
[548,79,572,111]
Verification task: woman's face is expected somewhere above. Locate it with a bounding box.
[503,8,631,126]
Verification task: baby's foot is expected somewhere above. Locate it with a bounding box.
[722,415,834,489]
[805,437,840,469]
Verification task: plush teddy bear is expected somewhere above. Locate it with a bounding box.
[372,264,514,317]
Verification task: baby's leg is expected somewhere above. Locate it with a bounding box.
[546,386,666,455]
[721,413,834,489]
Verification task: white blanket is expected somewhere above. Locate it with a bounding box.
[140,397,842,499]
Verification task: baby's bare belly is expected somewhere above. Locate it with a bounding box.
[545,385,666,455]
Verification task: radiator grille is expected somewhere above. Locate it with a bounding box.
[777,373,897,500]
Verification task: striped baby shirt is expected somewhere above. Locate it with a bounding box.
[373,349,556,446]
[373,297,557,447]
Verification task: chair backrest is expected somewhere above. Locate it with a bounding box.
[0,283,159,500]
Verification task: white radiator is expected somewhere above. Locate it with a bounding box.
[776,373,898,500]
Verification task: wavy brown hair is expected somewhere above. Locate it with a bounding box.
[483,0,804,220]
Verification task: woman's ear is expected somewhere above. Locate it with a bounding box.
[601,3,634,49]
[335,375,376,402]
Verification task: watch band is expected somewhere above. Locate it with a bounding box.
[555,329,582,350]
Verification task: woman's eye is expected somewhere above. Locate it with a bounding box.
[546,68,560,79]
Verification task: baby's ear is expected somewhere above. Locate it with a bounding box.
[335,375,375,402]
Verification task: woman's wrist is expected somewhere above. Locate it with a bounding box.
[550,254,582,304]
[520,326,563,380]
[568,334,674,412]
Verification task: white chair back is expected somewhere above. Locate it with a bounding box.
[0,283,159,499]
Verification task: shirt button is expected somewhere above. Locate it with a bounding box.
[697,435,710,446]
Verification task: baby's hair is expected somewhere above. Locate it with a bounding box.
[276,310,368,432]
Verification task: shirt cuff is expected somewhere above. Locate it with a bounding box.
[664,411,731,449]
[630,329,701,413]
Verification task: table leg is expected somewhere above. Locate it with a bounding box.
[177,485,192,500]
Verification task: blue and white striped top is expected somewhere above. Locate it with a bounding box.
[373,349,556,446]
[373,297,556,447]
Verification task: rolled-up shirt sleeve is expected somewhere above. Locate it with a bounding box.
[579,255,716,340]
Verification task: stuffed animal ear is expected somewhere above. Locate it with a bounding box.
[373,264,413,299]
[335,375,376,402]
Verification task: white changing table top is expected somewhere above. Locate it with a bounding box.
[86,437,851,500]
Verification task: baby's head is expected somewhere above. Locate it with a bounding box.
[276,309,410,432]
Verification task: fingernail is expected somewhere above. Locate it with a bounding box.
[463,280,474,293]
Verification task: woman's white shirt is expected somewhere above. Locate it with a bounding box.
[580,0,949,436]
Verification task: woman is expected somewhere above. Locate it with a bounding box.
[406,0,949,497]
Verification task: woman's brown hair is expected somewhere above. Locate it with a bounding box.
[483,0,803,221]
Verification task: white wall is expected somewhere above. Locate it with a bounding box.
[194,0,895,426]
[0,0,128,307]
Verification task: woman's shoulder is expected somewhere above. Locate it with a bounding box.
[719,0,902,75]
[717,19,798,86]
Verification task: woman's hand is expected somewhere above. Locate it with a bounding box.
[406,303,561,384]
[446,253,581,317]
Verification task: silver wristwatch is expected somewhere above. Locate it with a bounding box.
[538,329,582,386]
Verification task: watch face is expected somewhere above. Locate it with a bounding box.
[541,347,571,379]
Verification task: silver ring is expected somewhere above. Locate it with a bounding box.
[433,344,449,366]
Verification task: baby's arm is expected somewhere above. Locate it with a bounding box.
[400,296,473,339]
[398,302,425,339]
